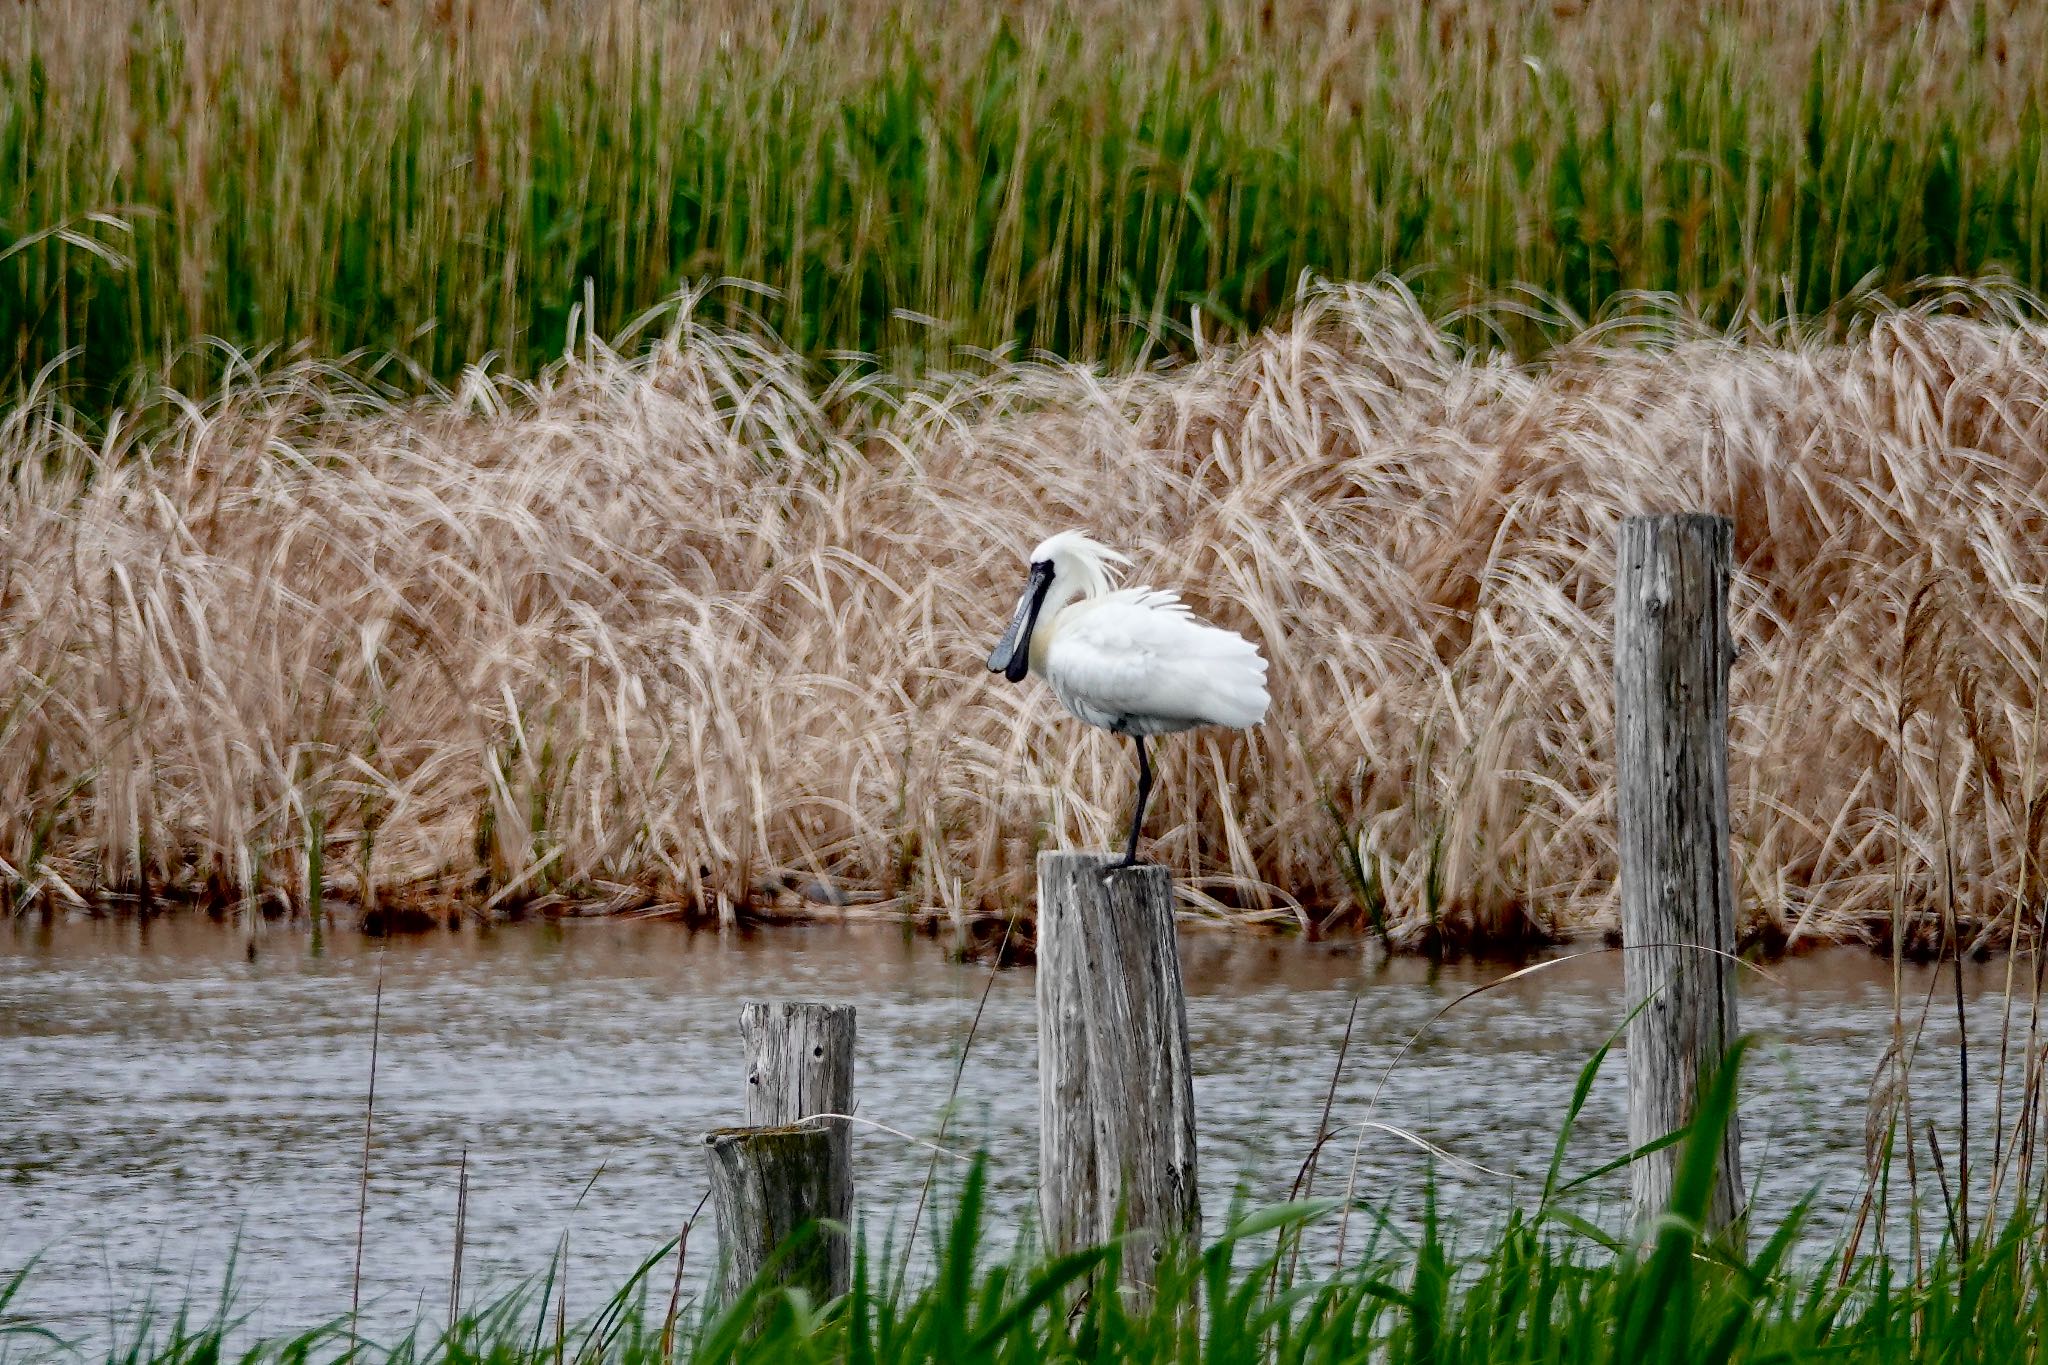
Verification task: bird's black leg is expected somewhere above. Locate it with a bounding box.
[1117,735,1152,869]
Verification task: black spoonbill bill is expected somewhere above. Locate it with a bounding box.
[986,530,1270,868]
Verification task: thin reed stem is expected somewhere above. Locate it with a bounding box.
[351,955,384,1329]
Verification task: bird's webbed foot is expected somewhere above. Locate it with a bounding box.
[1099,856,1147,882]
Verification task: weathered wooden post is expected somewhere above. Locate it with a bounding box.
[702,1125,844,1306]
[1037,852,1200,1284]
[1615,513,1744,1236]
[741,1002,856,1215]
[702,1002,855,1307]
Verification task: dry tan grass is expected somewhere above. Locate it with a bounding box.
[4,280,2047,947]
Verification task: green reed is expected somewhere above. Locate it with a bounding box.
[18,1168,2048,1363]
[14,1038,2048,1364]
[3,0,2045,415]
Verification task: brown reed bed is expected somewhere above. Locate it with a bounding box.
[3,279,2046,950]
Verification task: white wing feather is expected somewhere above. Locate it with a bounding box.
[1041,588,1269,734]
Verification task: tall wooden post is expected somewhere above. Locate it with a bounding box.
[1037,858,1100,1256]
[742,1000,856,1237]
[1615,513,1744,1235]
[1037,852,1200,1284]
[703,1002,855,1307]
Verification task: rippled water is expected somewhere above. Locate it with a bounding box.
[0,913,2028,1342]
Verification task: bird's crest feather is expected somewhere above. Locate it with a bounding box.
[1028,530,1131,602]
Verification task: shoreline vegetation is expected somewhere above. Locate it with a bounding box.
[3,280,2046,951]
[4,0,2048,952]
[4,0,2046,413]
[13,1048,2048,1363]
[20,1181,2048,1365]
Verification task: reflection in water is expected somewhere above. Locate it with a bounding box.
[0,914,2025,1340]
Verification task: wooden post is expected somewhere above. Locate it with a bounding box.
[703,1002,855,1308]
[1037,858,1101,1256]
[1037,852,1200,1282]
[741,1001,856,1218]
[1615,513,1744,1235]
[703,1125,845,1306]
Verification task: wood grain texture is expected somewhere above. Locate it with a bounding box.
[1036,857,1099,1256]
[740,1001,856,1240]
[702,1123,849,1307]
[1615,513,1744,1236]
[1036,851,1200,1283]
[700,1001,857,1308]
[740,1002,856,1128]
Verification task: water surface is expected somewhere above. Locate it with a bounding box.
[0,914,2024,1341]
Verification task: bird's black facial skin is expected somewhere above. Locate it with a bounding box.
[987,560,1055,682]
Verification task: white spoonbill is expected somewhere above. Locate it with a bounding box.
[985,530,1270,867]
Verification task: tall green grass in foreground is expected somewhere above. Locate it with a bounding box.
[4,0,2046,413]
[13,1035,2048,1364]
[19,1136,2048,1362]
